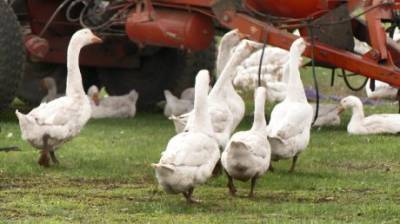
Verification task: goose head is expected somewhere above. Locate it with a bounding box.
[163,90,177,116]
[128,90,139,103]
[70,28,102,47]
[87,85,100,105]
[338,95,363,113]
[220,29,244,54]
[236,39,264,54]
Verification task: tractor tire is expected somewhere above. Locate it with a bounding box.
[98,44,216,110]
[0,0,25,109]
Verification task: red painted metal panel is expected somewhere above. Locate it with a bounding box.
[244,0,341,18]
[126,8,215,51]
[153,0,214,7]
[219,12,400,87]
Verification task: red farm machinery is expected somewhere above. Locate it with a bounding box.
[2,0,400,109]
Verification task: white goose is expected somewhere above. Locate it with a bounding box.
[312,104,341,127]
[15,29,101,167]
[234,47,304,103]
[189,38,260,147]
[215,29,242,76]
[163,90,193,117]
[353,39,397,100]
[87,85,138,119]
[267,38,313,172]
[221,87,271,197]
[339,95,400,134]
[41,77,63,103]
[233,46,290,96]
[152,70,220,203]
[170,30,242,134]
[180,87,195,102]
[171,34,260,148]
[365,79,397,100]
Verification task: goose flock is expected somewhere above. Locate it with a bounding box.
[14,28,400,203]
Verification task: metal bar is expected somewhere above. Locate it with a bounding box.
[153,0,214,7]
[219,12,400,87]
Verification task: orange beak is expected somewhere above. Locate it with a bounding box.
[92,93,100,106]
[238,32,247,40]
[336,106,345,114]
[91,35,103,44]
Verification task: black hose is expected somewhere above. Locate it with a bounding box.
[39,0,72,37]
[66,0,87,22]
[397,89,400,113]
[341,68,368,91]
[330,68,335,87]
[257,32,268,87]
[308,23,319,126]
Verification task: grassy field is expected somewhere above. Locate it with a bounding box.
[1,67,400,223]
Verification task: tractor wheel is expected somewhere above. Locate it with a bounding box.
[98,44,216,110]
[0,0,25,109]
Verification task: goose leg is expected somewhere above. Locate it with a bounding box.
[225,170,237,196]
[248,176,258,198]
[38,135,50,167]
[49,151,59,164]
[183,187,200,204]
[268,164,275,172]
[289,155,299,173]
[212,160,222,177]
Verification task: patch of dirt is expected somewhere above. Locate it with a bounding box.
[0,176,147,190]
[326,161,396,172]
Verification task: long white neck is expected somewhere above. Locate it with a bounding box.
[66,41,85,97]
[191,70,213,134]
[349,103,365,122]
[48,83,57,99]
[164,90,178,105]
[285,50,307,103]
[216,30,240,76]
[211,43,254,98]
[281,61,290,84]
[210,54,241,98]
[251,88,267,132]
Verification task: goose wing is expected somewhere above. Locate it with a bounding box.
[363,114,400,133]
[269,102,312,139]
[28,96,78,126]
[160,133,219,167]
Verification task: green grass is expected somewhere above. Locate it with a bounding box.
[1,99,400,223]
[1,66,400,223]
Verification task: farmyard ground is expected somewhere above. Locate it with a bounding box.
[1,98,400,223]
[1,66,400,223]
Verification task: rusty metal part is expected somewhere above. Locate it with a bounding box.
[218,11,400,87]
[153,0,214,7]
[21,0,400,88]
[126,7,214,51]
[211,0,236,21]
[309,4,354,51]
[244,0,342,19]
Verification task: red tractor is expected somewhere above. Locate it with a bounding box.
[1,0,400,109]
